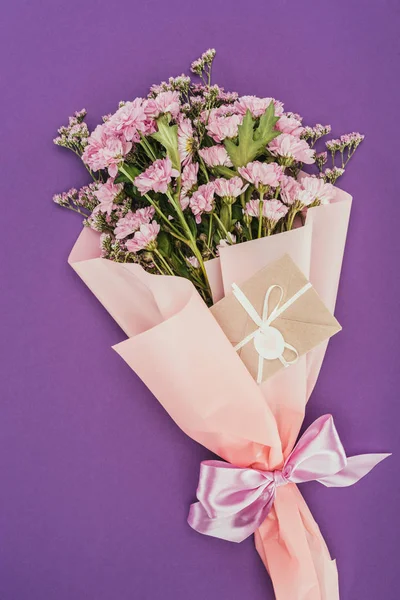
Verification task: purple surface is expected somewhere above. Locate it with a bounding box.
[1,1,399,598]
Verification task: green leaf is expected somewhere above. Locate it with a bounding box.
[220,205,231,230]
[157,232,172,258]
[114,173,129,184]
[211,165,238,179]
[186,214,198,239]
[151,115,181,171]
[124,184,138,199]
[224,103,281,168]
[254,101,281,145]
[170,254,190,279]
[232,204,243,223]
[116,164,140,183]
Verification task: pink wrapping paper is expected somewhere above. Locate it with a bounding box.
[68,184,352,600]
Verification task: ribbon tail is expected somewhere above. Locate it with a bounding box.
[317,453,391,487]
[188,493,275,544]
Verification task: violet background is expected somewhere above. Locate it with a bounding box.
[1,1,399,598]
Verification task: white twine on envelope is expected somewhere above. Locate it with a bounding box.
[232,281,312,384]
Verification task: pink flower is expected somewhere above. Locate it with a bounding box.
[280,175,302,205]
[262,199,289,223]
[216,233,236,255]
[82,124,132,176]
[269,133,315,165]
[125,221,160,253]
[114,207,155,239]
[244,199,262,217]
[244,199,288,222]
[213,176,248,199]
[178,117,196,165]
[316,151,328,166]
[300,176,335,205]
[206,113,243,143]
[142,118,157,136]
[238,162,283,189]
[180,163,199,209]
[234,96,284,117]
[276,115,304,137]
[186,256,199,269]
[93,178,123,215]
[144,91,180,120]
[200,105,239,123]
[182,162,199,191]
[134,157,180,195]
[180,197,190,210]
[198,145,233,167]
[189,183,215,223]
[280,175,335,207]
[107,99,148,142]
[136,206,156,222]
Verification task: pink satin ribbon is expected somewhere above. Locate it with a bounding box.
[188,415,389,543]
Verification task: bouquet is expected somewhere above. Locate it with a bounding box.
[54,50,389,600]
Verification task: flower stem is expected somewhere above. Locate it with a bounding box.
[213,213,230,238]
[153,249,175,276]
[119,166,187,243]
[152,256,164,275]
[140,135,157,161]
[258,193,264,238]
[207,212,213,247]
[286,208,297,231]
[199,156,210,182]
[61,204,91,218]
[165,189,211,294]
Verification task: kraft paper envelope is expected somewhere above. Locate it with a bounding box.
[210,254,341,382]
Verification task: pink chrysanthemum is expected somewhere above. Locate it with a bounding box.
[93,178,123,215]
[107,98,148,142]
[180,163,199,209]
[213,176,248,199]
[82,124,132,177]
[269,133,315,165]
[280,175,335,206]
[276,115,304,137]
[244,198,288,222]
[280,175,302,206]
[244,199,262,218]
[262,199,289,223]
[125,221,160,253]
[189,183,215,223]
[181,162,198,192]
[300,176,335,205]
[198,145,233,167]
[186,256,199,269]
[200,104,239,124]
[238,162,283,189]
[216,233,236,255]
[144,91,181,120]
[134,157,180,195]
[234,96,284,117]
[206,113,243,143]
[114,207,155,240]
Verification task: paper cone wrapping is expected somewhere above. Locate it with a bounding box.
[68,183,352,600]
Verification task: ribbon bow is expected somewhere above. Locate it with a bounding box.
[188,415,389,543]
[232,282,312,383]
